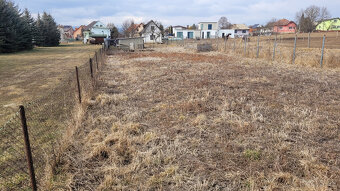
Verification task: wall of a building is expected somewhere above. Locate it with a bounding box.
[273,23,296,33]
[198,23,218,30]
[142,22,163,43]
[316,19,340,31]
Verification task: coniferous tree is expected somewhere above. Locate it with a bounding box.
[0,1,60,53]
[41,12,60,46]
[21,8,34,50]
[34,13,44,46]
[0,0,20,52]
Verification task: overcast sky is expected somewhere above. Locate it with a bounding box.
[14,0,339,27]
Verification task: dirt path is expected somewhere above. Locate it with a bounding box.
[59,47,340,190]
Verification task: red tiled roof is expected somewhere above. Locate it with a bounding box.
[275,19,292,26]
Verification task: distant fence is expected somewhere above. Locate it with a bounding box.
[0,47,107,190]
[168,32,340,69]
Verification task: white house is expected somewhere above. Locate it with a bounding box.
[198,22,218,39]
[141,20,162,43]
[173,26,200,39]
[231,24,250,38]
[218,29,235,38]
[83,21,111,44]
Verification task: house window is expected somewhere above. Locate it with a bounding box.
[289,27,292,29]
[208,24,212,30]
[201,24,203,30]
[234,30,237,33]
[151,26,155,31]
[242,30,246,33]
[279,27,283,29]
[100,25,103,27]
[150,35,155,40]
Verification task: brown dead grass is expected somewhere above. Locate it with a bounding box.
[53,46,340,190]
[0,42,100,124]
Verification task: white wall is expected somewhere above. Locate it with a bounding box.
[200,30,217,39]
[173,28,200,39]
[218,29,235,38]
[142,21,163,43]
[198,22,218,30]
[234,29,249,38]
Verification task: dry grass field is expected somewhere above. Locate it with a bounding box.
[51,46,340,190]
[194,32,340,69]
[0,42,100,124]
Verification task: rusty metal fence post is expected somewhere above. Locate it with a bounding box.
[19,105,37,191]
[75,66,81,103]
[89,58,93,78]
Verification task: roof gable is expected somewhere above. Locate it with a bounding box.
[231,24,249,30]
[141,20,161,33]
[84,21,107,30]
[275,19,296,26]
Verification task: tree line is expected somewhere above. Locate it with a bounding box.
[0,0,60,53]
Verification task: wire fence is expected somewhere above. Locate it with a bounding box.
[0,47,107,190]
[168,32,340,69]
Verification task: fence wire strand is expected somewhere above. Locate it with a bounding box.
[0,48,106,190]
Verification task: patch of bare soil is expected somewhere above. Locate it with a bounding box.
[58,46,340,190]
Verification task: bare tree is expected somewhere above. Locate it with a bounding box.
[319,6,331,22]
[304,5,320,23]
[295,5,331,32]
[295,9,304,25]
[265,18,277,28]
[154,21,164,36]
[122,19,134,37]
[218,16,231,29]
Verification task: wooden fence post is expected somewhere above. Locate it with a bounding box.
[244,36,247,55]
[273,35,277,60]
[320,35,326,68]
[19,105,37,191]
[224,36,227,52]
[292,35,297,64]
[89,58,93,78]
[95,52,98,70]
[256,36,260,58]
[233,38,236,52]
[75,66,81,103]
[308,32,311,48]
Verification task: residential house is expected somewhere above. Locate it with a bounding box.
[126,23,144,37]
[73,25,85,40]
[231,24,250,38]
[83,21,111,44]
[58,25,74,42]
[273,19,297,33]
[316,18,340,31]
[173,25,200,39]
[141,20,162,43]
[198,22,218,39]
[217,29,235,38]
[249,24,263,35]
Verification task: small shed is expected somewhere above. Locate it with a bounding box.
[117,37,144,50]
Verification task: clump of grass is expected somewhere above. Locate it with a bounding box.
[243,149,261,160]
